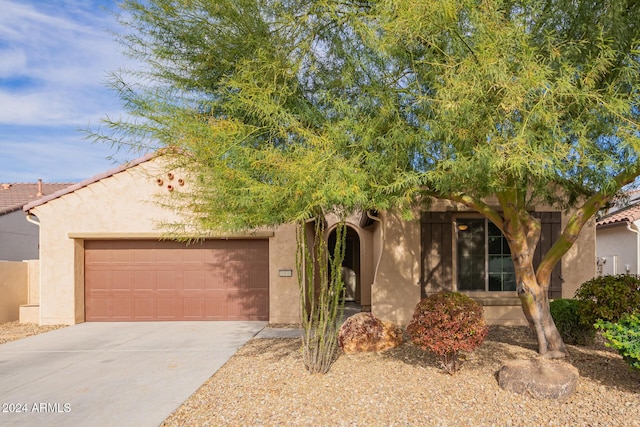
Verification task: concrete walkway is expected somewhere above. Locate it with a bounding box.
[0,321,265,427]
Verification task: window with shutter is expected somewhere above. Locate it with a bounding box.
[421,211,562,298]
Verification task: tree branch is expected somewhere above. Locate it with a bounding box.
[447,192,504,229]
[536,167,640,285]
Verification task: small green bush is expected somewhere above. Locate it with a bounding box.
[595,312,640,370]
[406,291,488,374]
[574,275,640,327]
[549,299,595,345]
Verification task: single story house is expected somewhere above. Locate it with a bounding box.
[0,180,71,261]
[23,153,596,326]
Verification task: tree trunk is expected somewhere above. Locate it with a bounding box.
[515,261,567,358]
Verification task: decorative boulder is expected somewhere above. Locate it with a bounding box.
[498,358,579,400]
[338,312,403,354]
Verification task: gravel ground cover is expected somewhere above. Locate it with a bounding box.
[0,321,66,345]
[162,326,640,427]
[2,321,638,426]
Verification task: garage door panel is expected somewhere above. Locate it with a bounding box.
[184,270,205,291]
[250,267,269,289]
[157,298,178,319]
[86,297,110,320]
[112,249,132,263]
[112,297,133,319]
[186,248,207,263]
[227,240,268,262]
[86,270,111,291]
[133,250,156,263]
[112,270,133,291]
[158,272,178,291]
[156,248,184,263]
[133,271,155,291]
[85,239,269,321]
[183,297,204,319]
[133,298,155,319]
[226,290,269,319]
[204,267,226,290]
[85,249,111,264]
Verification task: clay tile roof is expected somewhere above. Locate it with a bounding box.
[597,202,640,227]
[0,182,74,215]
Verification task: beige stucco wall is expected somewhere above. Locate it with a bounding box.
[0,261,28,323]
[27,259,39,305]
[371,212,422,326]
[369,202,596,327]
[29,158,296,325]
[562,217,596,298]
[268,222,301,324]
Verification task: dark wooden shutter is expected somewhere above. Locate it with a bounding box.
[420,211,561,298]
[420,212,453,298]
[532,212,563,299]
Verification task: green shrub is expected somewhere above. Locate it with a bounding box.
[406,291,488,374]
[595,312,640,370]
[574,275,640,327]
[549,299,595,345]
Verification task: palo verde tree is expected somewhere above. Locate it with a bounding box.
[352,0,640,357]
[96,0,372,374]
[362,0,640,357]
[96,0,640,359]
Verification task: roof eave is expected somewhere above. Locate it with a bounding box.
[23,152,157,212]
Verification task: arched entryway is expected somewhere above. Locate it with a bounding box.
[328,226,361,304]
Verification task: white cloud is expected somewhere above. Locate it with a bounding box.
[0,49,27,77]
[0,0,131,126]
[0,0,141,182]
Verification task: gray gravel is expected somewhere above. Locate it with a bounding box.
[162,326,640,427]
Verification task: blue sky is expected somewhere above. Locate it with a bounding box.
[0,0,142,183]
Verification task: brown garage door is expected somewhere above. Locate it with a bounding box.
[85,239,269,321]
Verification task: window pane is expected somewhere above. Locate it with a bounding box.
[456,219,485,291]
[488,254,515,291]
[488,274,503,291]
[488,236,502,254]
[488,222,511,255]
[503,274,516,291]
[459,273,485,290]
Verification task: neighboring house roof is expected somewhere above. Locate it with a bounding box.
[23,153,156,212]
[0,181,73,216]
[597,202,640,227]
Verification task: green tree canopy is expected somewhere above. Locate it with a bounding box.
[96,0,640,356]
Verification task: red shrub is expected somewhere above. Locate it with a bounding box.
[406,292,488,374]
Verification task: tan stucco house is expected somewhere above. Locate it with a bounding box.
[23,154,596,326]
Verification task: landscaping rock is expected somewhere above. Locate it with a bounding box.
[338,312,403,354]
[498,358,579,400]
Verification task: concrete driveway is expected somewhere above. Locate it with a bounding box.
[0,321,266,427]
